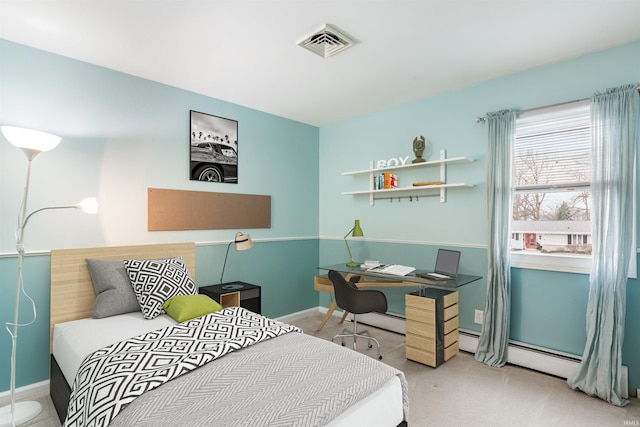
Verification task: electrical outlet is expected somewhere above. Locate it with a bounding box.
[474,309,484,324]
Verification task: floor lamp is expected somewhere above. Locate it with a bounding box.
[219,232,253,289]
[0,126,98,427]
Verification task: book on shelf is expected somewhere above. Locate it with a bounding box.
[373,172,398,190]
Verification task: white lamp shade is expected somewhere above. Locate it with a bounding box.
[1,126,61,153]
[234,233,253,251]
[76,197,99,214]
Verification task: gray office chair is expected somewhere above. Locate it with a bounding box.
[329,269,388,360]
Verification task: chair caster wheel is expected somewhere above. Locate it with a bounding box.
[341,342,345,346]
[378,355,383,360]
[368,343,373,349]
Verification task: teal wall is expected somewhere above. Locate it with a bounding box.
[195,240,320,318]
[0,39,320,392]
[0,256,52,390]
[318,40,640,392]
[0,39,319,251]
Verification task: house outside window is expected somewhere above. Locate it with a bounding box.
[510,100,593,273]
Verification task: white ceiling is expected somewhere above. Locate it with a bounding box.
[1,1,640,127]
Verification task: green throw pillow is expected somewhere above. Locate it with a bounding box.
[162,294,223,322]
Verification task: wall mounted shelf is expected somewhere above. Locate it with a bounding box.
[341,150,475,206]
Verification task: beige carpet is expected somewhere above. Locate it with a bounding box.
[18,310,640,426]
[293,311,640,427]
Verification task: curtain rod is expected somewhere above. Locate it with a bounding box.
[474,86,640,123]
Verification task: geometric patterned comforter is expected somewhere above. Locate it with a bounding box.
[107,330,409,427]
[64,307,302,427]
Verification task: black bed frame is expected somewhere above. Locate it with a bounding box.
[50,355,71,424]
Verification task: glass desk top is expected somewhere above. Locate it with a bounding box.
[318,263,482,290]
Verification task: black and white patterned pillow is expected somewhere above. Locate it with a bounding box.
[123,257,196,319]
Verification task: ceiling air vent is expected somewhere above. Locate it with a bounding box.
[298,24,357,58]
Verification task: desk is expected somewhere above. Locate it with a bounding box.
[319,263,480,287]
[316,263,480,330]
[316,264,481,367]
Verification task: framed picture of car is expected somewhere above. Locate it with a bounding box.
[190,110,238,183]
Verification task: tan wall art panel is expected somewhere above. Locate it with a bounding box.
[148,188,271,231]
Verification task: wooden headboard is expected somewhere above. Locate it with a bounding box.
[50,242,195,351]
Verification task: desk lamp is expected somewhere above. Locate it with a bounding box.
[0,126,98,427]
[219,232,254,289]
[344,219,364,268]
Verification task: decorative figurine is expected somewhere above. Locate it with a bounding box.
[412,135,432,163]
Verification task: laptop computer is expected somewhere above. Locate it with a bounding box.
[418,249,461,280]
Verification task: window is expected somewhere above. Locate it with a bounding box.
[510,101,593,273]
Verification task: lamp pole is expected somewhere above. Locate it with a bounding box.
[219,232,253,284]
[0,126,98,427]
[3,148,45,427]
[4,201,98,427]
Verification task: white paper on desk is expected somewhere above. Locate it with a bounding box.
[367,264,415,276]
[361,262,381,269]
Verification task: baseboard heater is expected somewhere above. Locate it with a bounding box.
[349,311,630,399]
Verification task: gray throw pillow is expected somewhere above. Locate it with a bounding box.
[86,258,141,318]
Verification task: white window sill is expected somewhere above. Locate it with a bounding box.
[511,250,638,279]
[511,251,591,275]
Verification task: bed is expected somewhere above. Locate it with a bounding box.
[49,242,409,427]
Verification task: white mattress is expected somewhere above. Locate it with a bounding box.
[52,313,404,427]
[52,311,178,386]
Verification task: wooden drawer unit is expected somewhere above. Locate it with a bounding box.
[405,288,459,367]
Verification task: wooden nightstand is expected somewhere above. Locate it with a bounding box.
[199,282,261,314]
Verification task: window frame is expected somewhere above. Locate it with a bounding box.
[510,100,593,274]
[509,100,637,278]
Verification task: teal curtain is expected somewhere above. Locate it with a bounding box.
[475,110,516,367]
[567,84,639,406]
